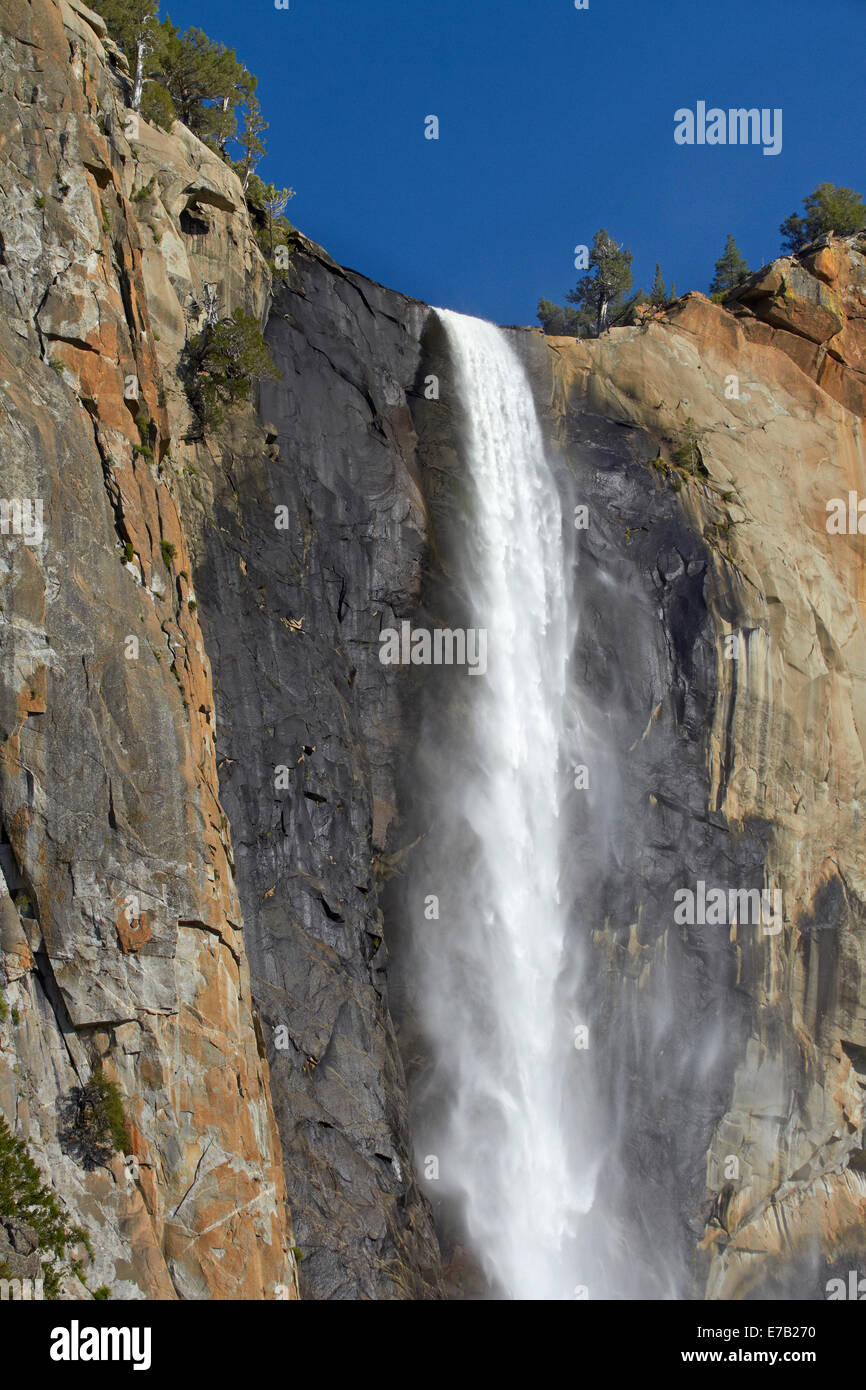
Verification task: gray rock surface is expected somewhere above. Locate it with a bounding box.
[189,244,443,1299]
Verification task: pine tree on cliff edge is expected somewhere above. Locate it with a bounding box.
[91,0,160,111]
[709,234,751,296]
[538,230,637,338]
[649,264,668,306]
[780,183,866,254]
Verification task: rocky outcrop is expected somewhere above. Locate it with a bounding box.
[727,234,866,419]
[0,1215,43,1287]
[534,239,866,1297]
[0,0,295,1299]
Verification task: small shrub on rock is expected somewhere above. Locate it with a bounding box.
[59,1068,131,1171]
[182,308,280,432]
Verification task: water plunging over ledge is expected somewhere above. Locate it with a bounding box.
[409,310,599,1299]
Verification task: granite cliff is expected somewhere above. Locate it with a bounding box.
[533,239,866,1298]
[1,0,864,1300]
[0,0,295,1299]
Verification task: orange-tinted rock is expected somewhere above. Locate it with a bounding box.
[727,233,866,417]
[0,0,297,1302]
[543,252,866,1299]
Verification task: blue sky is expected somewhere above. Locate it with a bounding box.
[163,0,865,326]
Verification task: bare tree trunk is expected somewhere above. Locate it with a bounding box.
[218,95,230,153]
[132,39,145,112]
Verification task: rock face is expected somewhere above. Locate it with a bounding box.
[532,243,866,1297]
[0,0,438,1301]
[189,246,442,1299]
[1,0,865,1305]
[0,0,295,1299]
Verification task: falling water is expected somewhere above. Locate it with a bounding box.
[413,310,598,1299]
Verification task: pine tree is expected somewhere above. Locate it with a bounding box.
[709,234,750,296]
[259,183,295,257]
[140,79,176,130]
[0,1115,90,1296]
[538,231,637,338]
[182,309,281,431]
[93,5,264,150]
[209,50,257,154]
[238,93,267,192]
[780,183,866,254]
[649,264,668,306]
[565,230,636,336]
[536,297,584,336]
[154,21,228,138]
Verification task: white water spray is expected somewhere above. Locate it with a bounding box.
[416,310,597,1299]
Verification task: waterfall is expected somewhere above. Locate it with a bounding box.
[411,310,599,1299]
